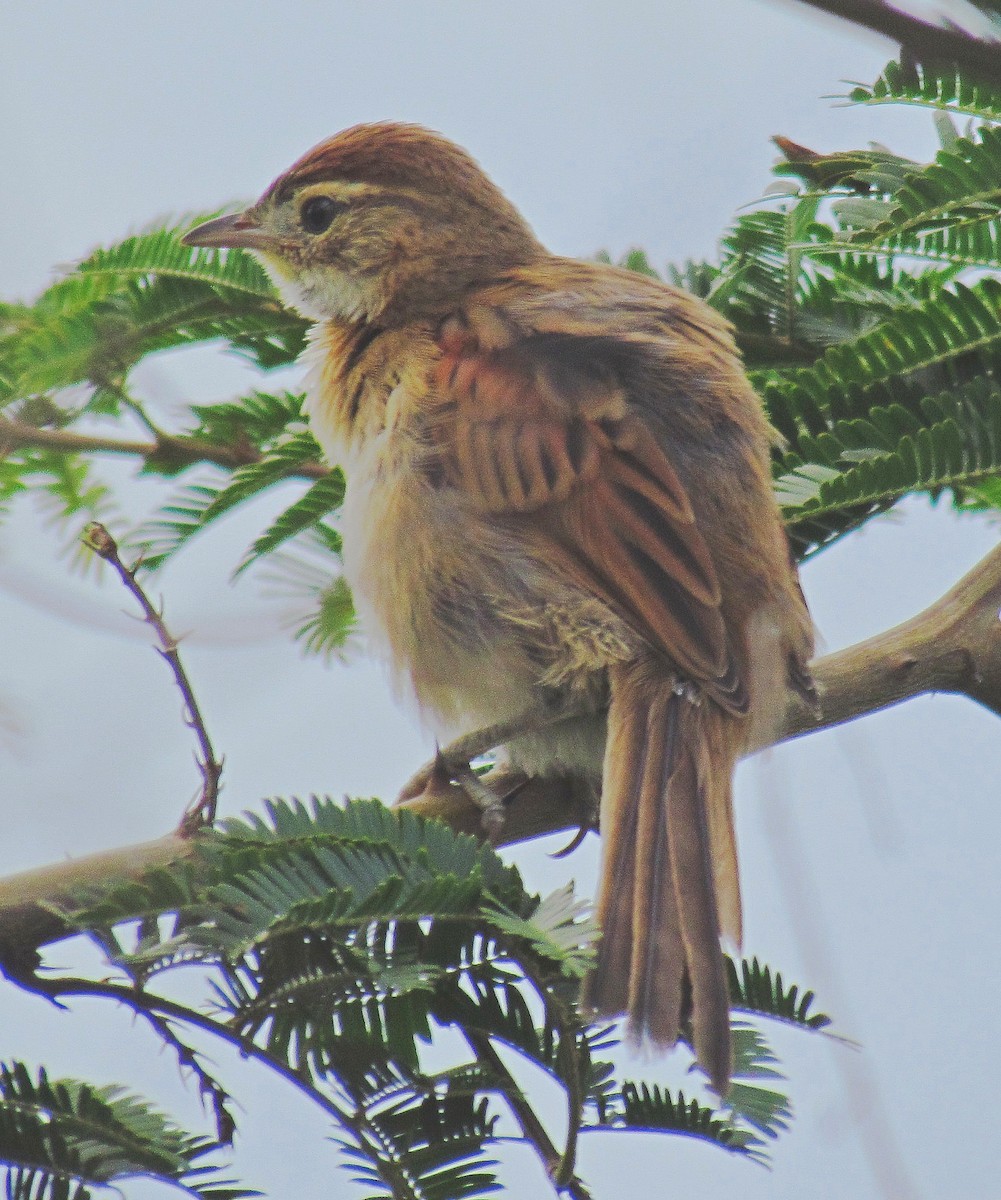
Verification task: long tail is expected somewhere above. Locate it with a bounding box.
[582,661,742,1095]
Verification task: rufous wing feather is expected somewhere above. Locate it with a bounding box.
[431,296,744,1092]
[432,320,744,709]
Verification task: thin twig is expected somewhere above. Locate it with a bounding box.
[44,973,498,1200]
[94,377,163,442]
[138,1004,237,1144]
[82,522,223,829]
[39,975,360,1135]
[0,414,328,479]
[553,1029,585,1190]
[464,1030,593,1200]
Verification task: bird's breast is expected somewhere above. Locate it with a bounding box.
[339,428,572,740]
[303,320,645,773]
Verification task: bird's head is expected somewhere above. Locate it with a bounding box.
[183,122,543,326]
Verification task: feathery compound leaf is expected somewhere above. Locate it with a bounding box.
[335,1074,500,1200]
[778,381,1001,554]
[4,221,308,405]
[214,797,525,902]
[133,475,228,570]
[0,1062,253,1200]
[848,56,1001,123]
[42,220,279,308]
[237,470,345,571]
[189,390,308,449]
[726,1025,792,1140]
[846,127,1001,263]
[483,884,598,978]
[727,957,831,1031]
[715,197,821,344]
[292,573,357,659]
[135,432,324,570]
[196,432,322,524]
[772,138,917,195]
[799,280,1001,394]
[762,278,1001,486]
[614,1083,763,1161]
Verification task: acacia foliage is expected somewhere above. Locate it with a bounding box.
[0,55,996,1198]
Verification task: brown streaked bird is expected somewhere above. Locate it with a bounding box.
[184,123,815,1094]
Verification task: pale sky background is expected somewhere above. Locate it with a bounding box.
[2,3,999,1198]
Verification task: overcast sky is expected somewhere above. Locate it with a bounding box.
[2,3,998,1198]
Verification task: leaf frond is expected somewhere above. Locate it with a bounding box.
[727,957,831,1031]
[848,56,1001,123]
[0,1062,253,1200]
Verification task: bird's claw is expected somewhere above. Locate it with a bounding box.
[396,749,510,841]
[550,779,599,858]
[451,763,507,842]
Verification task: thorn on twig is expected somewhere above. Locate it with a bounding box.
[81,522,223,831]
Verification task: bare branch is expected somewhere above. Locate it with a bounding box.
[83,522,223,829]
[2,540,1000,973]
[0,413,328,479]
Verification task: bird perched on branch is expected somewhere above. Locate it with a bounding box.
[184,123,815,1094]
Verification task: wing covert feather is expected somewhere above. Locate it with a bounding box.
[432,305,746,708]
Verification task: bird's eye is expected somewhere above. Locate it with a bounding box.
[299,195,344,234]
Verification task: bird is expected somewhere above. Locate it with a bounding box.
[183,122,815,1095]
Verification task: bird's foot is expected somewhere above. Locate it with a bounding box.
[450,762,508,842]
[396,749,527,842]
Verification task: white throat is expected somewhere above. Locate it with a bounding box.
[257,254,378,324]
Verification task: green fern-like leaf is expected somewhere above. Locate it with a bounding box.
[238,470,345,571]
[725,1025,792,1140]
[292,573,357,659]
[484,883,598,979]
[845,126,1001,263]
[727,957,831,1031]
[215,797,525,898]
[1,222,308,405]
[40,220,279,311]
[189,390,308,449]
[135,433,324,570]
[197,432,322,523]
[715,197,821,344]
[335,1072,500,1200]
[133,475,228,570]
[772,140,916,195]
[848,56,1001,123]
[615,1083,762,1160]
[762,279,1001,544]
[786,279,1001,397]
[0,1062,252,1200]
[778,380,1001,553]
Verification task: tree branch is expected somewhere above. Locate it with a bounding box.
[2,540,1000,972]
[789,0,1001,80]
[464,1030,593,1200]
[400,538,1001,835]
[0,413,328,479]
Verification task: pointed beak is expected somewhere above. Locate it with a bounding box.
[182,210,275,251]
